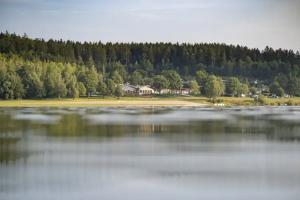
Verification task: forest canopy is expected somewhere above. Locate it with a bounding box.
[0,32,300,99]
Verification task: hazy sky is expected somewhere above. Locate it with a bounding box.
[0,0,299,50]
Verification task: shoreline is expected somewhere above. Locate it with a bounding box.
[0,98,207,108]
[0,97,300,107]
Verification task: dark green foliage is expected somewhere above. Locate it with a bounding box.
[143,77,153,86]
[286,76,300,96]
[130,71,144,85]
[162,70,182,91]
[195,70,209,94]
[275,75,300,96]
[153,75,169,94]
[111,71,123,85]
[269,81,285,97]
[1,32,299,81]
[0,32,300,99]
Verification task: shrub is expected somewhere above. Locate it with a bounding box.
[256,95,268,105]
[286,99,295,106]
[209,98,224,104]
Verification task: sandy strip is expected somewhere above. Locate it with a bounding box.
[0,100,206,107]
[70,100,204,107]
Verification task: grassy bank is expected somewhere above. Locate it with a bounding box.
[171,96,300,106]
[0,97,205,107]
[216,97,300,106]
[0,96,299,107]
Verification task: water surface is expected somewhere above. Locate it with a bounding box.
[1,107,300,200]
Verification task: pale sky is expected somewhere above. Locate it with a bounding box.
[0,0,299,51]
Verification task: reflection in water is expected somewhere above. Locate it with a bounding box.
[0,107,300,200]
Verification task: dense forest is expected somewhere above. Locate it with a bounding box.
[0,32,300,99]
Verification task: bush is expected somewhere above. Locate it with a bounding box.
[286,99,295,106]
[216,98,224,103]
[208,98,224,104]
[256,95,268,105]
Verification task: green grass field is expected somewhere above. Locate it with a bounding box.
[0,96,299,107]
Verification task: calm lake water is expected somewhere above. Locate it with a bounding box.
[0,107,300,200]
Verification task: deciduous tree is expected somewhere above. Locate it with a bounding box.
[205,75,224,99]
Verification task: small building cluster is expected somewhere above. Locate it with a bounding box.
[122,83,155,96]
[122,83,191,96]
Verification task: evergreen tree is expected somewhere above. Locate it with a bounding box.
[1,32,300,99]
[130,71,144,85]
[286,76,300,96]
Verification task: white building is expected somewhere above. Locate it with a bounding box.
[122,83,154,96]
[138,86,154,96]
[159,89,171,94]
[122,83,138,96]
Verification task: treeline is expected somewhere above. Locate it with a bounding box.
[0,53,190,99]
[1,52,300,100]
[0,53,123,99]
[0,52,234,99]
[1,32,300,80]
[1,32,300,100]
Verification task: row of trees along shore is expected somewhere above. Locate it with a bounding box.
[0,32,300,99]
